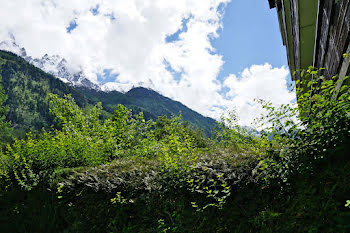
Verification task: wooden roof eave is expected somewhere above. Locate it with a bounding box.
[277,0,296,80]
[283,0,296,80]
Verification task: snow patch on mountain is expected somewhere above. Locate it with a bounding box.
[0,38,100,90]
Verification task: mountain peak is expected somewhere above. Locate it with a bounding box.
[0,38,100,91]
[0,38,27,57]
[126,86,161,97]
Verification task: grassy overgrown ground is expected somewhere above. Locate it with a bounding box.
[0,68,349,232]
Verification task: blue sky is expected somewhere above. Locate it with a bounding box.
[0,0,295,125]
[213,0,288,81]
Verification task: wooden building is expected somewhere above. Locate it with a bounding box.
[268,0,350,90]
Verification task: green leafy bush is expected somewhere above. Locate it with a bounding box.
[0,66,349,232]
[1,93,209,191]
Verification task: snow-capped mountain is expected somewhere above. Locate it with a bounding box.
[0,38,100,90]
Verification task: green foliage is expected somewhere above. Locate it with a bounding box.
[0,50,216,140]
[296,68,350,157]
[1,95,109,190]
[0,50,87,134]
[0,63,349,232]
[346,200,350,208]
[0,93,209,191]
[77,86,217,136]
[213,109,265,154]
[0,73,12,148]
[0,72,13,190]
[255,67,349,183]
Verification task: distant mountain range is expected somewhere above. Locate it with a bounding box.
[0,38,100,90]
[0,50,217,136]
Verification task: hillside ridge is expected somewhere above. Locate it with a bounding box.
[0,50,216,135]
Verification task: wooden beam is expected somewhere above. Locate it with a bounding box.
[333,43,350,99]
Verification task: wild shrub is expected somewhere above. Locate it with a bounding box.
[1,93,208,190]
[1,66,349,232]
[255,67,350,184]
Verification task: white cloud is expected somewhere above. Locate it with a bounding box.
[222,64,295,126]
[0,0,295,125]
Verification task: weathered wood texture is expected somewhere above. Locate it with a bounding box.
[315,0,350,78]
[290,0,300,72]
[315,0,333,70]
[270,0,350,79]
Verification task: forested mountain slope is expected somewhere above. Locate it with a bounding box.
[0,50,216,135]
[0,50,88,135]
[78,86,217,135]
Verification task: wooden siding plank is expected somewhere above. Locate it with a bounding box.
[324,0,341,78]
[316,0,333,69]
[290,0,300,72]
